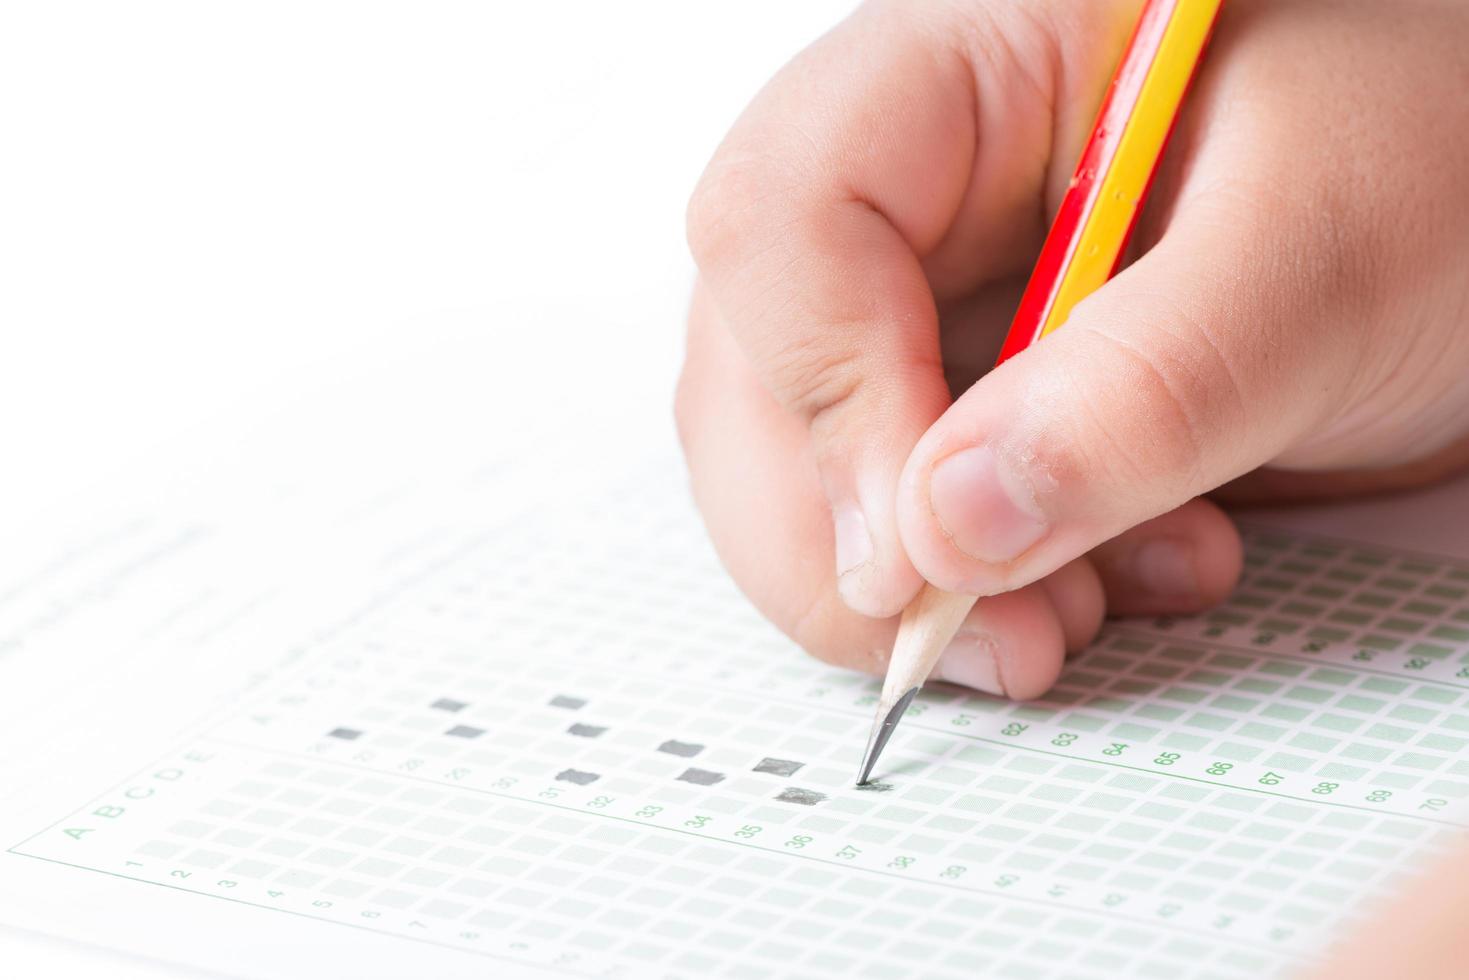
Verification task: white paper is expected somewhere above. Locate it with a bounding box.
[5,453,1469,980]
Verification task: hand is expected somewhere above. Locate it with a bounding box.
[677,0,1469,696]
[1303,834,1469,980]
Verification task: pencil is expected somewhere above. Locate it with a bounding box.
[857,0,1225,785]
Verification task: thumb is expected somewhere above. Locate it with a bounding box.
[897,213,1356,596]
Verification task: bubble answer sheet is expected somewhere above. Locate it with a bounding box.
[5,452,1469,980]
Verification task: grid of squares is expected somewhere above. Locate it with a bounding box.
[240,627,1453,941]
[17,486,1469,979]
[101,749,1295,980]
[1194,526,1469,664]
[973,630,1469,800]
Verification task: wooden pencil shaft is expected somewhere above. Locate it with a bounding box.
[882,586,980,701]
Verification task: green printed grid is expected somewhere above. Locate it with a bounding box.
[547,509,1469,808]
[414,648,1438,939]
[974,631,1469,801]
[857,739,1433,928]
[129,754,1239,980]
[215,618,1413,965]
[452,502,1463,946]
[1206,528,1469,660]
[189,490,1469,980]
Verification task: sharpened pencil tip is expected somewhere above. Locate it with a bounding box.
[856,687,919,786]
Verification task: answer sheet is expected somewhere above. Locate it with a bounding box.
[4,452,1469,980]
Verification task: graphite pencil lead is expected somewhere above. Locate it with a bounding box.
[856,686,918,786]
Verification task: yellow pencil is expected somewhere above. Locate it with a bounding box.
[858,0,1225,784]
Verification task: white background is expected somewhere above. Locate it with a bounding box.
[0,1,853,974]
[0,0,854,530]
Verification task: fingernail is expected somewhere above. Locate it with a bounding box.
[834,503,874,579]
[1129,538,1199,600]
[934,628,1006,697]
[929,446,1048,564]
[834,502,875,602]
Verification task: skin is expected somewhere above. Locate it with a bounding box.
[679,0,1469,690]
[678,0,1469,972]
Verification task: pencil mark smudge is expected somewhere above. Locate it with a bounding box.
[676,768,725,786]
[753,758,804,777]
[555,769,600,785]
[774,787,826,806]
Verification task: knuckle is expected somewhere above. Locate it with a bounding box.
[1109,342,1206,484]
[1062,313,1223,495]
[764,331,865,434]
[685,160,773,271]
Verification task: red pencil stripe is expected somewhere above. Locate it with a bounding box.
[994,0,1179,366]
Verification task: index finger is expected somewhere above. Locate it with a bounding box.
[685,0,1126,615]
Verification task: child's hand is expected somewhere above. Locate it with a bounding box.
[1303,834,1469,980]
[677,0,1469,697]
